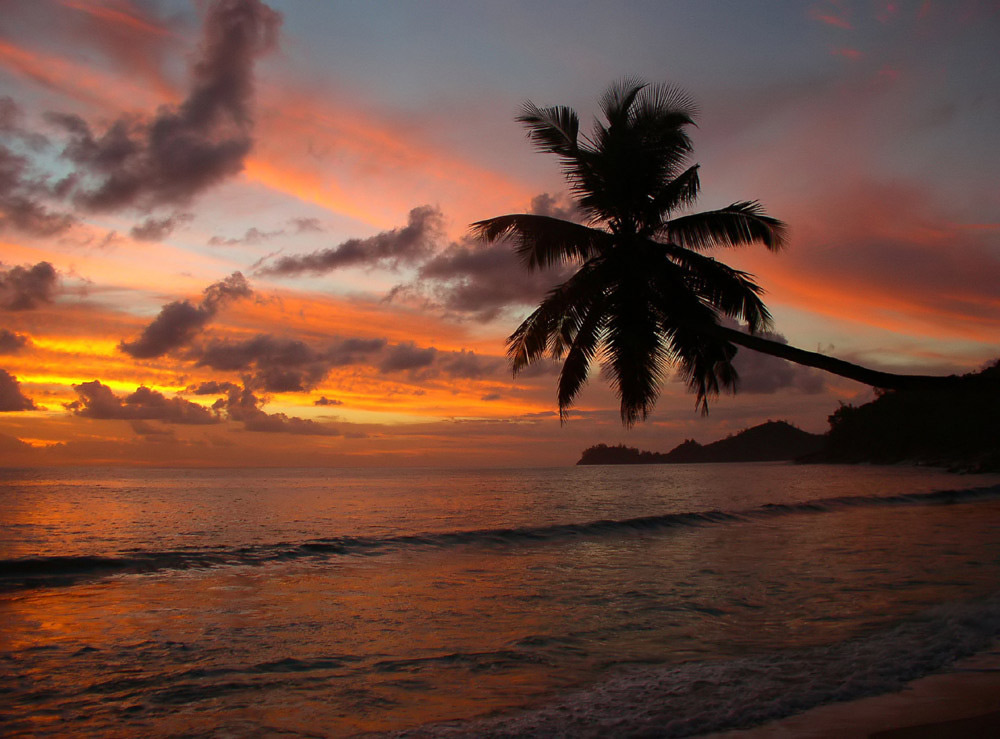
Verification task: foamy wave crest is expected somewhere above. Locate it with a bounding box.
[3,484,998,591]
[396,594,1000,737]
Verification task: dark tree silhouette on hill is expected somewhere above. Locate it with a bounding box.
[473,78,960,426]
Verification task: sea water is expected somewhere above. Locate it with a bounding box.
[3,464,1000,737]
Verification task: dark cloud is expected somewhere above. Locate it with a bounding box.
[187,380,241,396]
[438,350,502,379]
[0,369,37,411]
[46,0,281,211]
[725,321,826,395]
[328,337,388,365]
[120,272,252,358]
[239,410,339,435]
[201,271,254,310]
[65,378,336,436]
[408,237,574,321]
[387,194,579,321]
[130,212,193,241]
[314,396,342,406]
[121,300,209,359]
[209,217,325,246]
[67,381,219,424]
[515,358,563,378]
[0,432,33,453]
[214,383,339,435]
[195,334,328,392]
[526,192,585,222]
[0,146,75,236]
[378,342,438,373]
[192,334,386,392]
[0,261,58,310]
[208,226,282,246]
[0,96,48,149]
[0,329,30,354]
[291,217,324,233]
[130,420,177,439]
[256,205,443,276]
[371,342,500,379]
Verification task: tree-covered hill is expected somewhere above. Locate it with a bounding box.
[577,420,824,465]
[822,360,1000,471]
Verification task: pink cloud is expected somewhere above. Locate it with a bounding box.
[875,1,901,23]
[810,7,853,29]
[877,66,901,82]
[58,0,183,100]
[831,46,865,60]
[749,179,1000,345]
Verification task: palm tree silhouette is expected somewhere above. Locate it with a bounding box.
[473,78,958,426]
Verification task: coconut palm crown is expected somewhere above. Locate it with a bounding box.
[472,78,788,426]
[474,79,968,426]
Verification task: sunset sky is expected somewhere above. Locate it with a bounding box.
[1,0,998,467]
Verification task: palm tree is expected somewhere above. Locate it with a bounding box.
[472,78,959,427]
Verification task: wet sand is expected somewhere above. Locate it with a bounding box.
[706,644,1000,738]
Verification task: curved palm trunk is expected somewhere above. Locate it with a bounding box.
[711,325,963,391]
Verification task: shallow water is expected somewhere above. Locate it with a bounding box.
[3,464,1000,736]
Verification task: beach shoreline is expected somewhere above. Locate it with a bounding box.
[705,643,1000,738]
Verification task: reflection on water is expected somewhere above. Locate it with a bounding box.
[2,464,1000,735]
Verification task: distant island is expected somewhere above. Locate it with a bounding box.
[578,359,1000,472]
[577,420,825,465]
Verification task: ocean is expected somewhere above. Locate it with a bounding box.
[3,463,1000,737]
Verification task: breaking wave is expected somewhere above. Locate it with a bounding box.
[4,484,998,592]
[397,593,1000,737]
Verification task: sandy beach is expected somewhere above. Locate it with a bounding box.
[708,644,1000,738]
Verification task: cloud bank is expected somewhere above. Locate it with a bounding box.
[67,381,218,424]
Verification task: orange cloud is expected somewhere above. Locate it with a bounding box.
[761,263,1000,344]
[250,91,536,232]
[227,291,504,355]
[243,158,392,229]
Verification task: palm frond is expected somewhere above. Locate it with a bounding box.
[517,103,580,156]
[556,299,607,422]
[667,325,739,414]
[664,201,787,251]
[598,76,647,127]
[506,305,553,374]
[506,261,607,374]
[661,243,773,333]
[642,253,739,413]
[650,164,701,221]
[470,214,611,270]
[631,82,699,123]
[602,283,669,427]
